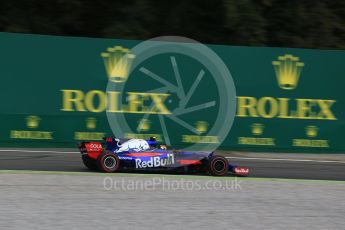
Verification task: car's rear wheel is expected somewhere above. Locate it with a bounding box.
[208,155,229,176]
[82,155,98,171]
[98,151,120,173]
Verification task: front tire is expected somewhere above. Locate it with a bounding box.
[97,151,120,173]
[208,155,229,176]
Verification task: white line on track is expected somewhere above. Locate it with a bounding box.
[226,156,345,164]
[0,149,344,164]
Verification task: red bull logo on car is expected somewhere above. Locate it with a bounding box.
[135,153,175,168]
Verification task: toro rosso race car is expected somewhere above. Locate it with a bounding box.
[78,137,249,176]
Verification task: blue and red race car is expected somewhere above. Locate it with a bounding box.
[78,137,249,176]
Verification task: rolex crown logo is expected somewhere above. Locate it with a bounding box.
[251,123,264,136]
[195,121,209,134]
[101,46,135,83]
[272,54,304,90]
[305,125,318,138]
[26,116,41,129]
[138,119,151,132]
[86,117,97,130]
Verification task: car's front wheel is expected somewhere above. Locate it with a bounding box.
[97,151,120,173]
[208,155,229,176]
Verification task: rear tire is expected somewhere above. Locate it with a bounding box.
[208,155,229,176]
[97,151,120,173]
[82,155,98,171]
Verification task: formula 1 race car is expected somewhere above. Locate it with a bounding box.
[78,137,249,176]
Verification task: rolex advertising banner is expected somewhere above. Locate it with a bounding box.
[0,32,344,152]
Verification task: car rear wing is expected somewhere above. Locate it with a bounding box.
[77,141,104,159]
[77,136,120,154]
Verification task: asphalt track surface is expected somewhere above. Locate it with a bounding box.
[1,173,344,230]
[1,149,345,230]
[0,149,344,180]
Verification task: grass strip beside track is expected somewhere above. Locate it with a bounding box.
[0,170,344,184]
